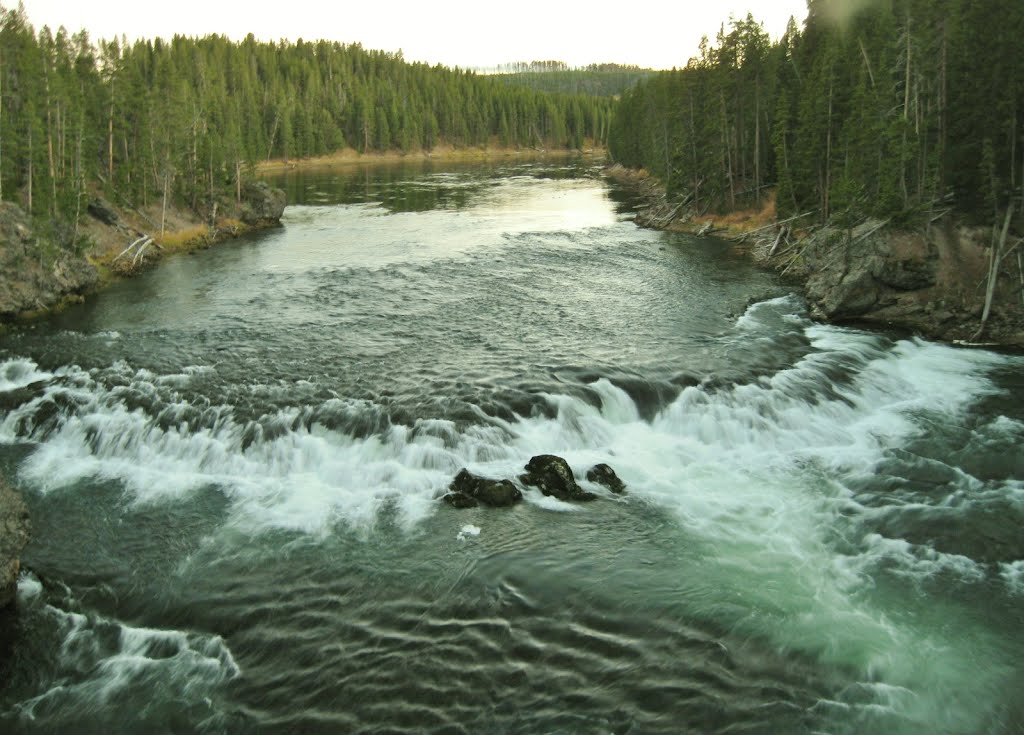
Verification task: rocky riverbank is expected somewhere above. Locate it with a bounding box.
[607,165,1024,348]
[0,182,286,322]
[0,478,29,611]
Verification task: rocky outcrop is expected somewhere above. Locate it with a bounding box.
[87,197,121,227]
[586,463,627,494]
[444,469,522,508]
[241,182,287,226]
[798,222,938,320]
[609,165,1024,347]
[518,455,598,502]
[0,202,98,318]
[0,478,30,610]
[776,221,1024,345]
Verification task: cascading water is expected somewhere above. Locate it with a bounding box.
[1,161,1021,734]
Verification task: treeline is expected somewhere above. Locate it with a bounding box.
[609,0,1024,224]
[0,4,613,239]
[491,61,653,98]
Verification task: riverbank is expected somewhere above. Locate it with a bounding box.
[257,144,605,174]
[0,478,28,611]
[0,182,285,324]
[606,164,1024,349]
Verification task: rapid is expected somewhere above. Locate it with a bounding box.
[1,160,1022,734]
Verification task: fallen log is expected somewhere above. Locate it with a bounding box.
[852,218,891,243]
[732,211,816,241]
[767,226,789,257]
[114,235,150,261]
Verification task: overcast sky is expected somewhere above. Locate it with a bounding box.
[18,0,808,70]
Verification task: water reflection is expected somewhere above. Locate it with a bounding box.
[265,157,603,213]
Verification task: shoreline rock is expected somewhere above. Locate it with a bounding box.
[0,478,30,611]
[0,183,287,324]
[606,165,1024,349]
[0,202,99,320]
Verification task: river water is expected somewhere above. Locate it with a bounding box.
[1,160,1022,734]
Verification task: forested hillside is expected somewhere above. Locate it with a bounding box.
[609,0,1024,225]
[490,62,653,98]
[0,4,613,243]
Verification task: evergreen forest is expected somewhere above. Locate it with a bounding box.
[489,62,653,98]
[609,0,1024,225]
[0,4,613,241]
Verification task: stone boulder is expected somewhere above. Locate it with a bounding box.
[444,469,522,508]
[0,479,30,610]
[586,463,627,494]
[240,182,287,225]
[518,455,597,502]
[801,224,938,320]
[87,197,121,226]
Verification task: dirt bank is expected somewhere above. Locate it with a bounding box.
[606,165,1024,349]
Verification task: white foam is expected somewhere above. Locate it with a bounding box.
[0,357,52,392]
[1000,560,1024,595]
[2,323,1020,733]
[13,603,237,721]
[456,524,481,541]
[16,572,43,602]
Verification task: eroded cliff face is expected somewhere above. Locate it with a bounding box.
[776,221,1024,346]
[0,202,98,319]
[0,181,288,321]
[0,478,29,611]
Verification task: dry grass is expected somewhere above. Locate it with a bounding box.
[156,224,210,251]
[694,190,778,234]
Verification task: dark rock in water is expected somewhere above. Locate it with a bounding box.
[241,182,287,225]
[586,463,627,494]
[0,380,47,413]
[445,491,479,509]
[0,478,30,610]
[87,197,120,226]
[519,454,597,502]
[444,468,522,508]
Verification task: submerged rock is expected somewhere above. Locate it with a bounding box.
[519,454,597,502]
[586,463,627,494]
[444,469,522,508]
[0,478,30,610]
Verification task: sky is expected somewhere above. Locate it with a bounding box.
[17,0,808,70]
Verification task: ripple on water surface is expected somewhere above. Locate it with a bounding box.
[1,165,1022,734]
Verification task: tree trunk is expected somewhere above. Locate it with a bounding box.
[27,123,32,215]
[939,18,948,198]
[0,51,4,201]
[976,203,1014,338]
[754,76,761,206]
[45,68,56,217]
[108,78,115,182]
[160,167,170,236]
[824,79,833,220]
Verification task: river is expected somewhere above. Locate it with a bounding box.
[1,159,1022,734]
